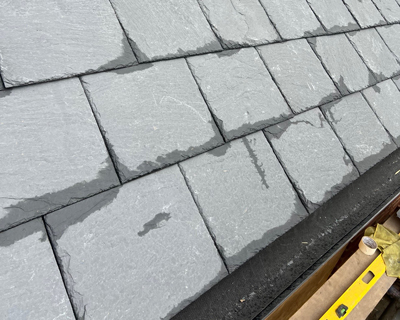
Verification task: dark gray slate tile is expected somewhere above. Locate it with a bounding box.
[0,0,136,87]
[372,0,400,23]
[377,25,400,61]
[0,219,74,320]
[322,93,396,174]
[45,165,227,320]
[187,48,292,140]
[259,0,325,39]
[198,0,279,48]
[81,59,223,182]
[343,0,387,27]
[310,34,376,95]
[258,39,340,113]
[347,29,400,82]
[363,79,400,146]
[394,75,400,90]
[265,108,359,212]
[180,131,308,272]
[0,79,119,232]
[307,0,359,33]
[109,0,221,62]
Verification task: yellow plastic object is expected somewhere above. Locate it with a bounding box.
[320,254,386,320]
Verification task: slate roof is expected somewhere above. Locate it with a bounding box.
[1,1,400,319]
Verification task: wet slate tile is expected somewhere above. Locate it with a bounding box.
[265,108,359,212]
[372,0,400,23]
[187,48,292,141]
[0,219,74,320]
[343,0,386,27]
[0,79,119,232]
[347,29,400,82]
[322,93,396,174]
[180,131,308,272]
[307,0,359,33]
[0,77,4,91]
[81,59,223,182]
[258,39,340,113]
[259,0,325,39]
[377,25,400,61]
[109,0,221,62]
[363,79,400,146]
[45,165,227,320]
[0,0,136,87]
[310,34,376,95]
[197,0,279,48]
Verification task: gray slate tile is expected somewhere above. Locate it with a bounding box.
[81,59,223,182]
[310,34,376,95]
[45,165,227,320]
[307,0,359,33]
[258,39,340,113]
[322,93,396,174]
[259,0,325,39]
[372,0,400,23]
[198,0,279,48]
[187,48,292,140]
[0,77,4,91]
[265,108,359,212]
[343,0,386,27]
[0,0,136,87]
[394,75,400,90]
[363,79,400,146]
[109,0,221,62]
[180,131,308,272]
[347,29,400,82]
[0,79,119,232]
[0,219,74,320]
[377,25,400,61]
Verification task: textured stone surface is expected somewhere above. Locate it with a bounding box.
[45,165,227,320]
[372,0,400,23]
[377,25,400,61]
[198,0,279,48]
[82,59,223,182]
[343,0,386,27]
[322,93,396,174]
[0,77,4,91]
[259,0,325,39]
[265,109,359,212]
[258,39,340,113]
[363,80,400,146]
[180,131,308,271]
[0,0,136,87]
[347,29,400,81]
[0,79,119,232]
[394,75,400,90]
[109,0,221,62]
[0,219,74,320]
[187,48,292,140]
[307,0,359,33]
[310,34,376,95]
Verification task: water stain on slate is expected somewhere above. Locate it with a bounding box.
[265,116,324,140]
[0,218,47,247]
[137,212,171,237]
[242,137,269,190]
[0,89,12,98]
[97,35,137,71]
[113,62,154,75]
[209,142,232,157]
[215,49,241,58]
[318,90,341,106]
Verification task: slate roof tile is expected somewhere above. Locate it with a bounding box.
[377,25,400,61]
[372,0,400,23]
[394,75,400,89]
[343,0,387,27]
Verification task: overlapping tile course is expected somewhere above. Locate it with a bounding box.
[343,0,386,27]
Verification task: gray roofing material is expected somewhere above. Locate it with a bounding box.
[372,0,400,23]
[377,25,400,60]
[343,0,387,27]
[394,75,400,89]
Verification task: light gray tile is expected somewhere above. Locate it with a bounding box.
[0,79,119,232]
[45,165,227,320]
[372,0,400,23]
[265,108,359,212]
[0,219,74,320]
[394,75,400,90]
[180,131,308,272]
[377,25,400,61]
[343,0,387,27]
[258,39,340,113]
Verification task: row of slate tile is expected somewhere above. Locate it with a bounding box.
[1,0,400,87]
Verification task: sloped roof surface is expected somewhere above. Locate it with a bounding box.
[1,0,400,319]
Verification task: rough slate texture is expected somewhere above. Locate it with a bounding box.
[265,108,359,212]
[0,79,119,232]
[310,34,376,95]
[0,0,136,87]
[363,80,400,146]
[394,75,400,90]
[377,25,400,61]
[0,77,4,91]
[307,0,359,33]
[372,0,400,23]
[187,48,292,140]
[343,0,386,27]
[198,0,279,48]
[347,29,400,82]
[258,39,340,113]
[45,165,227,320]
[259,0,325,39]
[109,0,221,62]
[322,93,396,174]
[82,59,223,182]
[0,219,74,320]
[180,131,308,272]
